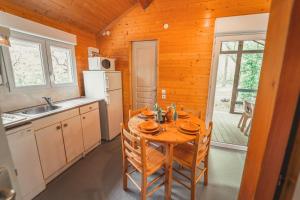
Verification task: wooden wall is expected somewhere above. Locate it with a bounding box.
[97,0,271,122]
[0,3,97,95]
[239,0,300,198]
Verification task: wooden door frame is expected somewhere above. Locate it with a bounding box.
[128,39,159,111]
[239,0,300,198]
[206,33,266,127]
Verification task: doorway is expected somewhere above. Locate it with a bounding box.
[131,40,157,110]
[207,34,265,150]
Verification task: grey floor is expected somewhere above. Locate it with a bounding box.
[212,111,249,146]
[34,137,246,200]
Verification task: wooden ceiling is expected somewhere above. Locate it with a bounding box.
[1,0,137,34]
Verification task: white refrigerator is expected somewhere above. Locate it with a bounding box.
[83,71,123,141]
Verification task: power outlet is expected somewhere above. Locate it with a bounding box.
[162,94,166,99]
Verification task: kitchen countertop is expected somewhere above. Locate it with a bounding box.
[3,97,103,130]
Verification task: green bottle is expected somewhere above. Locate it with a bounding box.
[157,108,163,123]
[172,103,178,121]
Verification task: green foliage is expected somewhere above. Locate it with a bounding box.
[239,53,263,101]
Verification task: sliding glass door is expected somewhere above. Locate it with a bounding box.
[209,35,265,149]
[219,40,265,113]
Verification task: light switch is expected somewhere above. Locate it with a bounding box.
[162,89,166,99]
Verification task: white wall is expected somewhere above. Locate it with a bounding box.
[0,11,76,45]
[214,13,269,36]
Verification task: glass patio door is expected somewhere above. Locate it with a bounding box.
[211,38,265,149]
[232,40,265,113]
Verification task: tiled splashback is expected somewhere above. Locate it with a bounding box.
[0,85,80,112]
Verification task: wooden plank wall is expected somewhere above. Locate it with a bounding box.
[0,3,97,95]
[97,0,271,122]
[239,0,300,198]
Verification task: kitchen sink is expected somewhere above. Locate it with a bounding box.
[19,105,61,115]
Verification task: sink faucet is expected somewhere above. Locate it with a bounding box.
[42,97,55,107]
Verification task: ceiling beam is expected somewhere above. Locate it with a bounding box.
[138,0,153,9]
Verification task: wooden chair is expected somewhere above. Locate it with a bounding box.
[128,107,163,151]
[179,105,202,119]
[172,122,213,200]
[129,106,148,119]
[238,101,253,135]
[120,123,166,199]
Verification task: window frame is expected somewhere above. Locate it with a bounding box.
[46,40,78,88]
[2,31,78,92]
[3,31,51,90]
[0,47,8,87]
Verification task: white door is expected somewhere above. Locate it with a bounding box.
[61,116,84,163]
[132,41,157,109]
[105,72,122,91]
[81,109,101,151]
[107,89,123,140]
[35,123,66,179]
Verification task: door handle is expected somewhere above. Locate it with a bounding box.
[56,125,61,130]
[105,76,109,91]
[0,188,16,200]
[0,167,16,200]
[106,95,110,105]
[63,124,68,128]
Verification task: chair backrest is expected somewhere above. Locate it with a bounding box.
[179,105,202,119]
[244,101,253,115]
[128,106,148,119]
[120,123,146,172]
[193,122,213,166]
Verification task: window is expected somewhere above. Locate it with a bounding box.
[49,44,75,85]
[9,37,46,87]
[0,48,5,85]
[221,41,239,51]
[2,31,77,91]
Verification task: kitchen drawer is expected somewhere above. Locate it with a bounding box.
[79,102,99,114]
[32,108,79,130]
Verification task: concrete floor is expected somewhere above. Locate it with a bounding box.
[34,137,246,200]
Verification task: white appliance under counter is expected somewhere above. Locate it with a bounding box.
[6,124,46,200]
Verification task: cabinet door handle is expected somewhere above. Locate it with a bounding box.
[89,106,92,110]
[56,125,61,130]
[63,124,68,128]
[82,116,86,120]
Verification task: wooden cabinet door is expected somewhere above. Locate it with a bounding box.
[62,116,84,162]
[35,123,66,179]
[81,109,101,151]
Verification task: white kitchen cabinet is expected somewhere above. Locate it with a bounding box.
[62,116,84,162]
[6,125,45,200]
[81,109,101,151]
[35,123,66,180]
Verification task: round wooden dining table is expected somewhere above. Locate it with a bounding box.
[128,114,206,200]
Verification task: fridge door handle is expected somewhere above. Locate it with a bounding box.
[105,76,109,91]
[106,94,110,105]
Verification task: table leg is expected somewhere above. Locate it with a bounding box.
[165,143,174,200]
